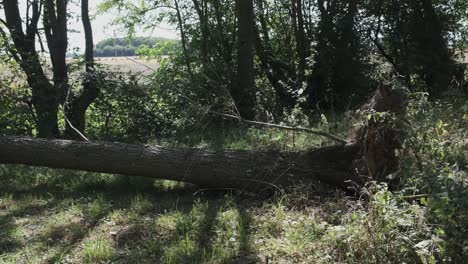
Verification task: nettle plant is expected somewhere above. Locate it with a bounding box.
[400,91,468,262]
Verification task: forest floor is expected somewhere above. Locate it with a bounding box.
[0,95,466,263]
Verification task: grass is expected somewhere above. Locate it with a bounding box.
[0,95,466,263]
[84,238,115,263]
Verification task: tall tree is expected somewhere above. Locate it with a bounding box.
[43,0,69,98]
[2,0,60,138]
[64,0,99,139]
[173,0,193,77]
[191,0,210,65]
[363,0,456,95]
[291,0,309,87]
[2,0,101,139]
[234,0,256,119]
[309,0,369,111]
[254,0,295,115]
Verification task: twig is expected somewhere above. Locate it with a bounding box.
[397,194,430,201]
[193,188,242,196]
[397,193,446,201]
[210,111,349,144]
[63,83,90,141]
[232,178,285,195]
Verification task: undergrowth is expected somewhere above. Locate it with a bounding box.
[0,95,466,263]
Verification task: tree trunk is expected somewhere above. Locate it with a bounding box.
[0,136,364,190]
[291,0,308,87]
[0,88,407,191]
[174,0,193,78]
[3,0,60,138]
[416,0,454,96]
[234,0,256,120]
[64,0,99,139]
[192,0,209,65]
[43,0,69,100]
[255,0,295,115]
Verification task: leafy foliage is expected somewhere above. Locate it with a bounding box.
[94,36,173,57]
[0,0,467,262]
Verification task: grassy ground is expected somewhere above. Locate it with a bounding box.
[0,95,466,263]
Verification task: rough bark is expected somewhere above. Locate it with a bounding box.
[3,0,60,138]
[291,0,308,86]
[64,0,99,139]
[0,136,363,190]
[192,0,209,65]
[234,0,256,120]
[43,0,69,99]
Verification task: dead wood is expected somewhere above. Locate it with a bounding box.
[0,86,409,191]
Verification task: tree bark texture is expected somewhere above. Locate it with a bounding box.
[234,0,256,120]
[3,0,60,138]
[43,0,69,98]
[291,0,308,86]
[0,136,364,190]
[64,0,99,139]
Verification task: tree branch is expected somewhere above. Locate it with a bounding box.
[210,111,349,144]
[370,16,403,76]
[26,0,41,40]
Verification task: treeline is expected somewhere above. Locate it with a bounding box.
[0,0,466,140]
[98,0,467,119]
[94,37,172,57]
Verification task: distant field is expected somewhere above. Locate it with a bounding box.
[94,56,160,76]
[1,56,160,80]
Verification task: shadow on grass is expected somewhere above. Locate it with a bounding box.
[0,166,269,263]
[0,214,23,255]
[0,194,59,255]
[111,196,219,263]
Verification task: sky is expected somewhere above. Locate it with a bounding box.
[1,0,179,52]
[68,0,178,51]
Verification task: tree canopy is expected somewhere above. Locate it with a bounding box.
[94,36,173,57]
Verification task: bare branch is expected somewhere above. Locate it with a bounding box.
[26,0,41,40]
[210,111,349,144]
[36,30,45,52]
[63,84,90,142]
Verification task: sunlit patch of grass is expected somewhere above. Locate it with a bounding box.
[0,193,14,209]
[174,200,209,237]
[0,254,18,264]
[260,197,287,237]
[41,221,84,246]
[156,211,183,234]
[153,179,188,190]
[110,209,133,226]
[0,245,44,264]
[203,209,245,261]
[0,218,24,254]
[130,194,153,214]
[83,237,115,264]
[84,195,111,221]
[164,234,196,264]
[16,193,48,209]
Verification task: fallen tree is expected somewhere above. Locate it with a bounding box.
[0,85,408,191]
